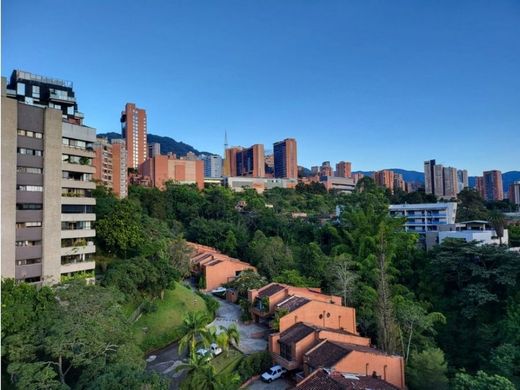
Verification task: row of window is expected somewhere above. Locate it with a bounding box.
[62,205,94,214]
[62,221,92,230]
[17,203,42,210]
[16,240,41,247]
[61,253,93,265]
[62,171,92,181]
[17,166,42,174]
[17,185,43,192]
[62,137,93,150]
[16,221,42,228]
[16,258,41,266]
[62,154,93,165]
[18,147,42,156]
[62,188,92,197]
[18,129,43,138]
[61,238,94,248]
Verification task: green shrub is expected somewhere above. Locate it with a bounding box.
[195,291,220,319]
[237,351,271,381]
[141,299,158,314]
[239,299,252,322]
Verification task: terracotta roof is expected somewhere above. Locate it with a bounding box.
[306,341,351,368]
[280,323,316,345]
[306,341,389,369]
[277,296,310,312]
[258,283,286,298]
[296,369,399,390]
[204,259,223,266]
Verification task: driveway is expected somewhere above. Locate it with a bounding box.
[145,341,187,389]
[209,297,268,354]
[247,378,293,390]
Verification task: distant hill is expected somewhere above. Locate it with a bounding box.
[96,132,216,157]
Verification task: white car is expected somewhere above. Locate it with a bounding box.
[211,287,227,296]
[196,343,222,358]
[261,365,287,383]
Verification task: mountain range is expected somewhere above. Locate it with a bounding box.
[97,132,518,192]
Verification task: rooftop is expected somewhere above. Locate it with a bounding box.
[296,368,399,390]
[279,323,316,345]
[257,283,286,298]
[12,70,73,88]
[306,341,389,369]
[276,296,311,312]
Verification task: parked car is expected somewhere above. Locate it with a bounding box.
[261,365,287,383]
[196,343,222,358]
[211,287,227,297]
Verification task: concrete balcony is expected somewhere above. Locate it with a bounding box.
[15,245,42,260]
[62,146,95,158]
[62,161,95,174]
[61,244,96,257]
[60,261,96,274]
[61,196,96,205]
[15,263,42,280]
[16,227,43,241]
[61,229,96,239]
[61,213,96,222]
[16,190,43,204]
[61,179,96,190]
[272,353,300,371]
[17,210,43,222]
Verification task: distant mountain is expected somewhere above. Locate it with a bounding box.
[96,132,216,157]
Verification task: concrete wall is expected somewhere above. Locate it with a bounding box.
[203,260,255,291]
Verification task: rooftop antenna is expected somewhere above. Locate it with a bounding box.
[224,130,228,153]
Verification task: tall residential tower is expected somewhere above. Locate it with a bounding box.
[121,103,147,169]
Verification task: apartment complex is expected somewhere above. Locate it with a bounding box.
[236,144,265,177]
[147,142,161,158]
[225,176,297,193]
[93,137,128,198]
[509,181,520,205]
[121,103,147,169]
[273,138,298,179]
[373,170,394,192]
[482,170,504,201]
[201,154,223,178]
[2,72,96,284]
[335,161,352,178]
[424,159,467,198]
[139,154,204,189]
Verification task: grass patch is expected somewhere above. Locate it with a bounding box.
[211,349,243,375]
[131,282,208,352]
[121,297,142,318]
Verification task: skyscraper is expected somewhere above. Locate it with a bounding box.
[202,155,223,178]
[424,160,436,195]
[148,142,161,158]
[93,138,127,198]
[483,170,504,201]
[121,103,147,169]
[273,138,297,179]
[457,169,468,193]
[93,138,113,191]
[335,161,352,178]
[373,170,394,191]
[236,144,265,177]
[2,72,96,284]
[509,181,520,206]
[393,173,406,192]
[443,167,458,198]
[320,161,333,177]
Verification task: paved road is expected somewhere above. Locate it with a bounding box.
[247,378,293,390]
[145,296,268,388]
[209,297,268,354]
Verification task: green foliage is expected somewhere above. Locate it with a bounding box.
[237,351,272,381]
[272,308,289,331]
[226,269,267,298]
[406,347,449,390]
[273,269,318,287]
[453,370,515,390]
[456,188,489,222]
[177,311,212,356]
[196,291,220,318]
[248,230,294,280]
[509,224,520,247]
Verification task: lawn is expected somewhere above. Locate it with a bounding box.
[211,349,243,375]
[132,282,208,352]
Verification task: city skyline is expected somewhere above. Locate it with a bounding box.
[3,0,520,175]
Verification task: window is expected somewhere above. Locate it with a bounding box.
[16,203,42,210]
[18,276,41,283]
[61,205,94,214]
[16,258,42,266]
[17,82,25,95]
[17,148,42,156]
[16,221,42,228]
[279,342,292,361]
[17,167,42,174]
[32,85,40,98]
[15,240,41,247]
[17,185,43,192]
[67,106,74,115]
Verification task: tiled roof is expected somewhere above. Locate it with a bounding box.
[306,341,350,368]
[277,296,310,312]
[258,283,286,298]
[296,369,399,390]
[279,323,316,345]
[204,259,222,266]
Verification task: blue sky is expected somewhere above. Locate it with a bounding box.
[2,0,519,175]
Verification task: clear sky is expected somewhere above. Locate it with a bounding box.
[2,0,519,175]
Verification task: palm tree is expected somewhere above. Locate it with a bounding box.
[217,324,240,356]
[214,372,241,390]
[175,353,216,390]
[488,209,506,245]
[178,311,211,356]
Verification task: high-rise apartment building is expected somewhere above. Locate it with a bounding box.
[148,142,161,158]
[121,103,147,169]
[509,181,520,206]
[335,161,352,178]
[224,147,241,177]
[483,170,504,201]
[352,172,364,184]
[373,170,394,191]
[393,173,406,192]
[93,138,113,190]
[443,167,458,198]
[93,138,128,198]
[264,153,275,177]
[273,138,297,179]
[235,144,265,177]
[202,155,223,178]
[457,169,468,193]
[475,176,485,198]
[2,73,96,285]
[320,162,333,177]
